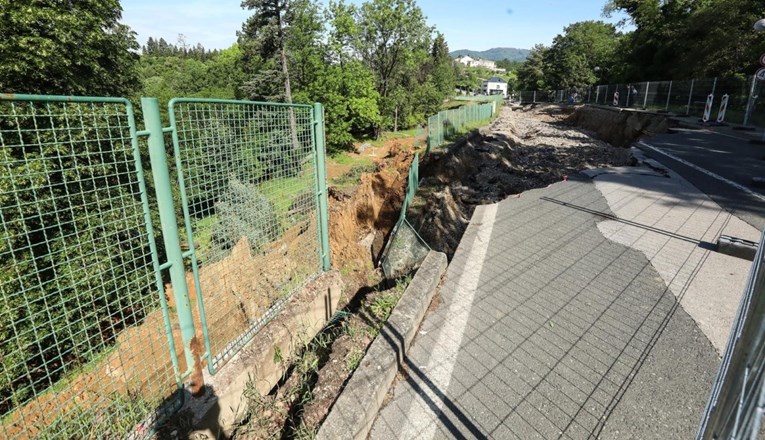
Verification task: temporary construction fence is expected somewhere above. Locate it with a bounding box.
[0,94,330,438]
[426,102,496,153]
[697,229,765,440]
[516,76,765,128]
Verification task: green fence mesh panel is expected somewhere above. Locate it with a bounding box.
[426,103,495,153]
[168,99,321,372]
[0,96,181,439]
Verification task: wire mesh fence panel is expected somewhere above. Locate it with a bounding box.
[714,77,753,125]
[0,96,182,439]
[687,78,718,119]
[425,102,495,152]
[666,79,695,115]
[749,80,765,128]
[639,81,669,111]
[697,230,765,440]
[168,99,321,372]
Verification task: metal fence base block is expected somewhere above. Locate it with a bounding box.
[717,235,759,261]
[185,272,342,437]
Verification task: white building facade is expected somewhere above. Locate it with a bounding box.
[482,77,508,97]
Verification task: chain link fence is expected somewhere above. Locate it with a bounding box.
[0,95,330,437]
[382,97,501,278]
[516,76,765,127]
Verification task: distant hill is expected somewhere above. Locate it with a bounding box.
[450,47,530,62]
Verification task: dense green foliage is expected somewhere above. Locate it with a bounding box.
[604,0,765,80]
[517,21,621,90]
[517,1,765,89]
[134,0,455,151]
[140,43,245,103]
[0,0,140,95]
[218,0,452,150]
[0,1,159,417]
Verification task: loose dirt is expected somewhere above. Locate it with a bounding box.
[410,104,636,258]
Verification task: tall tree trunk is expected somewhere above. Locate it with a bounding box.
[277,8,301,155]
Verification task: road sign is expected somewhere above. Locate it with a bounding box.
[702,94,714,122]
[756,67,765,82]
[717,94,729,123]
[760,53,765,66]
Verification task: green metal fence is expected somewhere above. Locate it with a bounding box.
[0,94,330,437]
[0,95,182,438]
[166,98,329,372]
[382,97,501,277]
[426,102,495,153]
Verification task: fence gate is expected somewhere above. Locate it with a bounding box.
[161,98,331,374]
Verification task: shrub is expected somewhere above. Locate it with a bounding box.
[211,178,282,254]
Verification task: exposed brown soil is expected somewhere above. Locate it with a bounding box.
[563,104,670,147]
[410,104,635,258]
[328,141,415,278]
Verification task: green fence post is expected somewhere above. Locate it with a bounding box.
[313,103,331,271]
[141,97,199,381]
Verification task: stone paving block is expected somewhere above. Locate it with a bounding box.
[370,178,723,440]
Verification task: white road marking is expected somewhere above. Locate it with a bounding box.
[399,203,498,440]
[638,141,765,204]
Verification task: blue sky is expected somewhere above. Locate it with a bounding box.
[121,0,632,52]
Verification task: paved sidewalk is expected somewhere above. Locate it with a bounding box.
[370,165,758,439]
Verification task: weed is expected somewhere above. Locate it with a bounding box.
[345,347,364,372]
[292,421,318,440]
[238,380,285,440]
[273,345,284,365]
[343,321,363,341]
[369,291,399,322]
[45,391,155,439]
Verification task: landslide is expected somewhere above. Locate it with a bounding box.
[409,104,633,258]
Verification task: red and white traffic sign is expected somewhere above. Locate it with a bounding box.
[756,67,765,82]
[760,53,765,66]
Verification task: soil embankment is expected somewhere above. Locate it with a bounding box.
[410,104,645,258]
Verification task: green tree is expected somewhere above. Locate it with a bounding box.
[239,0,323,103]
[604,0,765,79]
[517,44,551,90]
[0,0,139,96]
[332,0,434,133]
[544,21,621,89]
[429,32,456,97]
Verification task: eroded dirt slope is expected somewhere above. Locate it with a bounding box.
[410,104,634,258]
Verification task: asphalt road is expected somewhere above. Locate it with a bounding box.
[636,127,765,231]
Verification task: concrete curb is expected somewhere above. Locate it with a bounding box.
[315,250,448,440]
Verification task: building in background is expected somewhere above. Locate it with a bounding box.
[455,55,505,72]
[482,77,508,97]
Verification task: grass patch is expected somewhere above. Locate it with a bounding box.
[258,174,315,216]
[331,162,378,189]
[442,100,471,110]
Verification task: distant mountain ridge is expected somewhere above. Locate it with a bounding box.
[450,47,529,62]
